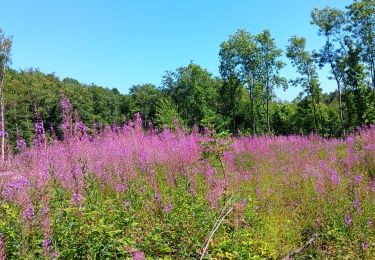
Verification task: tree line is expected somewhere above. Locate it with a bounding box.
[0,0,374,151]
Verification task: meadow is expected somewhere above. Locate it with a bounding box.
[0,98,374,259]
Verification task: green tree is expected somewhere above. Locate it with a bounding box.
[129,84,162,125]
[346,0,375,91]
[311,6,347,135]
[219,29,262,134]
[256,29,287,132]
[3,68,128,145]
[162,63,222,128]
[154,97,183,129]
[272,102,297,135]
[286,36,322,134]
[0,30,12,160]
[217,76,247,133]
[343,43,375,128]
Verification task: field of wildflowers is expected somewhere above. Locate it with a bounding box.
[0,98,374,259]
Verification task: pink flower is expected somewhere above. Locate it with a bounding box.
[115,184,127,193]
[164,203,172,213]
[361,240,369,251]
[345,209,352,226]
[22,206,35,221]
[71,193,82,205]
[132,250,145,260]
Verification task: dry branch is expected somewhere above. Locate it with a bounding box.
[282,233,319,260]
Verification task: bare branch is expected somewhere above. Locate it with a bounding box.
[282,233,319,260]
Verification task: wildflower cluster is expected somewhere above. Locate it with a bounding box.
[0,98,374,258]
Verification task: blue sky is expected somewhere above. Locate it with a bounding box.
[2,0,351,101]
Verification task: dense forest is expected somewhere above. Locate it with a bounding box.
[1,0,374,149]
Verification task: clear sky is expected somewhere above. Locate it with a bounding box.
[2,0,352,101]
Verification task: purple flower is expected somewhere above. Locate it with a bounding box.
[353,175,363,184]
[75,120,88,135]
[352,198,362,213]
[367,219,373,227]
[41,207,50,215]
[328,168,341,186]
[22,206,35,221]
[347,136,354,145]
[115,184,127,193]
[2,176,29,199]
[51,251,60,258]
[164,203,172,213]
[0,130,8,137]
[135,112,142,125]
[345,209,352,226]
[361,240,369,251]
[16,138,27,150]
[32,114,46,145]
[42,239,52,250]
[315,176,325,196]
[71,193,82,205]
[123,201,130,208]
[61,96,72,111]
[132,250,145,260]
[154,193,162,203]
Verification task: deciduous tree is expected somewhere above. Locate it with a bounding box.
[0,30,12,161]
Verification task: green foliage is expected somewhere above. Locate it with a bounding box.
[129,83,162,124]
[201,130,234,168]
[4,69,128,145]
[287,36,324,134]
[162,63,222,129]
[154,97,183,129]
[346,0,375,91]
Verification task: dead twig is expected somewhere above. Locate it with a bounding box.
[282,233,319,260]
[199,200,234,260]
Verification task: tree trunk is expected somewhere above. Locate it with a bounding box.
[0,64,5,161]
[250,87,256,134]
[266,73,270,133]
[317,97,324,135]
[371,58,375,92]
[327,51,345,136]
[337,80,345,136]
[307,74,317,134]
[311,90,318,134]
[249,78,256,134]
[0,38,11,162]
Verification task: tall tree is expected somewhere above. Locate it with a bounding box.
[346,0,375,91]
[129,84,162,125]
[162,63,222,128]
[256,29,287,132]
[311,6,347,135]
[286,36,322,133]
[217,76,246,133]
[154,97,183,129]
[219,29,261,133]
[0,30,12,161]
[343,43,375,128]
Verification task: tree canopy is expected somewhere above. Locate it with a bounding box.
[0,0,374,151]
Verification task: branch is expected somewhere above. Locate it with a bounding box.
[281,233,319,260]
[199,204,234,260]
